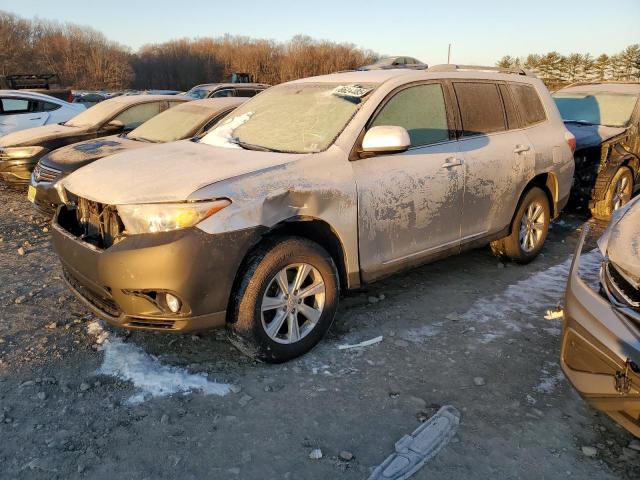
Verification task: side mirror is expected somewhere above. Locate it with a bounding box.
[361,126,411,155]
[103,119,124,133]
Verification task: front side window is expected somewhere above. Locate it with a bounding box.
[370,84,449,147]
[112,102,163,130]
[185,88,211,99]
[212,89,234,98]
[553,91,638,128]
[201,82,378,153]
[454,82,506,136]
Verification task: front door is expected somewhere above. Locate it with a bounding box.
[352,82,463,281]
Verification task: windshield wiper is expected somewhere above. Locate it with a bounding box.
[129,136,157,143]
[564,119,596,126]
[230,139,287,153]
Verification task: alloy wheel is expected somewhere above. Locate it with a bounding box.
[260,263,326,344]
[519,201,545,253]
[612,175,632,211]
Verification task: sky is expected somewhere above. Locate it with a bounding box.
[2,0,639,65]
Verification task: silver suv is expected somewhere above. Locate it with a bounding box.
[52,65,575,362]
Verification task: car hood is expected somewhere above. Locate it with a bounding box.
[62,140,305,205]
[0,123,85,148]
[41,135,146,172]
[606,203,640,285]
[564,123,627,150]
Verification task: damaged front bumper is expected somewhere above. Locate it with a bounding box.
[560,228,640,437]
[0,157,39,184]
[51,205,263,333]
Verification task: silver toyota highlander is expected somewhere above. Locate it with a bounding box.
[51,65,576,362]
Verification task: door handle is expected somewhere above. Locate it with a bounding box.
[514,144,530,154]
[441,157,463,168]
[30,117,42,121]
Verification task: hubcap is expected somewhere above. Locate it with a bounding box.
[612,175,631,211]
[260,263,326,344]
[519,201,545,253]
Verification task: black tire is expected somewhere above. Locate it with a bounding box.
[591,166,634,220]
[227,236,339,363]
[490,186,550,264]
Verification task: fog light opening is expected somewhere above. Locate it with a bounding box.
[165,293,181,313]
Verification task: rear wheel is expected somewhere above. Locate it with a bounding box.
[227,236,339,363]
[591,166,634,220]
[491,187,550,264]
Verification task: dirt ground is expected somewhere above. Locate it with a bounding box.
[1,182,639,480]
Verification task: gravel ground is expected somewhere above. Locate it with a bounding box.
[1,182,639,480]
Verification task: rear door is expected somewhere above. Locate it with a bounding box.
[0,97,49,135]
[453,81,534,240]
[352,82,463,281]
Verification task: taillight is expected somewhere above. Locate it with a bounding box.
[67,92,74,103]
[565,131,576,153]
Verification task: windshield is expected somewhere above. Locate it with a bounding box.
[185,88,211,99]
[64,100,123,128]
[200,82,377,153]
[553,92,638,127]
[127,103,220,143]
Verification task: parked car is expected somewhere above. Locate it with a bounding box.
[0,94,189,184]
[0,90,85,137]
[184,83,269,100]
[552,82,640,219]
[561,195,640,437]
[52,66,575,362]
[30,97,246,213]
[72,91,109,108]
[359,56,428,71]
[0,73,73,102]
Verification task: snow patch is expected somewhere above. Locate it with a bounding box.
[401,322,442,343]
[200,112,252,148]
[535,361,565,394]
[86,321,233,404]
[461,249,601,342]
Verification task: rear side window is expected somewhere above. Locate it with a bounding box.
[212,89,234,98]
[510,83,546,125]
[454,82,506,136]
[42,101,61,112]
[498,84,519,129]
[370,83,449,147]
[1,98,32,114]
[235,89,257,98]
[112,102,163,130]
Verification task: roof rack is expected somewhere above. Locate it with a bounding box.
[427,64,535,77]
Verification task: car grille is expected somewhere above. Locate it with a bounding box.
[605,262,640,308]
[33,163,62,183]
[63,267,121,318]
[58,196,125,249]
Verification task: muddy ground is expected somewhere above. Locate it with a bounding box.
[1,182,639,480]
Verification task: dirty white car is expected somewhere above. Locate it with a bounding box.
[52,66,575,362]
[0,90,85,136]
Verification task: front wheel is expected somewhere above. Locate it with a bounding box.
[227,236,339,363]
[591,166,634,220]
[491,186,550,264]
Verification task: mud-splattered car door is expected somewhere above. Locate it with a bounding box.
[352,82,462,282]
[453,81,534,238]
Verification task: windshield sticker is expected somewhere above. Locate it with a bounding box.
[331,84,373,100]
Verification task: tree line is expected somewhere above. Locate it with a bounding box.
[497,45,640,89]
[0,11,377,90]
[2,10,639,91]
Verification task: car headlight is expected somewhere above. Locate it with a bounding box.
[597,195,640,256]
[0,146,47,159]
[117,199,231,234]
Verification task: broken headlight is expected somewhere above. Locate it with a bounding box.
[0,146,47,159]
[117,199,231,234]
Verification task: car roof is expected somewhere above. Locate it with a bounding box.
[0,89,66,103]
[290,68,540,86]
[555,83,640,95]
[172,97,245,111]
[190,83,270,91]
[106,94,191,105]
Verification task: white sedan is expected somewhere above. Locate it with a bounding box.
[0,90,85,136]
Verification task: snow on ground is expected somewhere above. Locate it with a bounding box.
[86,321,233,404]
[461,249,602,343]
[534,361,566,394]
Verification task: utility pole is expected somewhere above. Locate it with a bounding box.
[447,44,451,64]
